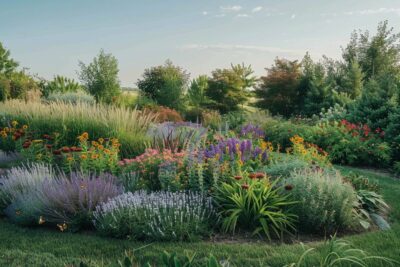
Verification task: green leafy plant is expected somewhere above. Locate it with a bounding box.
[285,235,398,267]
[213,176,296,239]
[343,172,380,192]
[356,189,390,230]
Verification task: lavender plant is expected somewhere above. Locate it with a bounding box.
[239,124,265,140]
[203,138,268,178]
[34,172,123,229]
[0,163,55,212]
[93,191,215,241]
[4,191,43,226]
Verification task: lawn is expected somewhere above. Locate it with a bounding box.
[0,166,399,267]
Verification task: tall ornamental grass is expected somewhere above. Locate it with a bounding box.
[0,100,156,156]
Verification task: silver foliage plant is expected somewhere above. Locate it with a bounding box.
[93,191,215,241]
[0,163,55,211]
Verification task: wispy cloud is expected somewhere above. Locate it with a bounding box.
[202,11,208,16]
[236,13,250,18]
[290,14,296,19]
[344,7,400,16]
[215,13,226,18]
[181,44,303,55]
[220,5,242,13]
[252,6,263,13]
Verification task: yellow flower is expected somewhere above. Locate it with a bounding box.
[80,154,87,160]
[91,154,99,159]
[11,121,18,127]
[67,157,74,162]
[78,132,89,142]
[57,223,68,232]
[98,138,104,144]
[104,149,111,154]
[22,125,28,130]
[91,141,99,147]
[32,139,43,143]
[97,145,104,151]
[39,216,46,225]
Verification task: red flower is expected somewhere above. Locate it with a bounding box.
[61,147,71,153]
[74,147,83,152]
[241,184,249,190]
[234,175,242,180]
[249,173,257,179]
[53,150,62,155]
[22,142,31,149]
[42,134,53,140]
[255,173,265,179]
[45,144,53,150]
[13,133,21,140]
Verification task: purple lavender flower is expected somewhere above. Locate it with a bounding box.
[240,124,265,139]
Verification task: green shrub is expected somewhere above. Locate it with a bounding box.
[40,75,82,97]
[312,121,391,166]
[263,153,310,178]
[286,168,357,233]
[213,176,296,239]
[263,119,317,149]
[46,90,95,105]
[0,100,155,157]
[343,172,380,192]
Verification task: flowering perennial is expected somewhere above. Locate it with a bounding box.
[93,191,214,241]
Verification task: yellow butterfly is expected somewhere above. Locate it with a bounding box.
[38,216,46,225]
[57,223,68,232]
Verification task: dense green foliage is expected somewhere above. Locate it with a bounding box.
[137,60,189,111]
[286,168,358,233]
[206,64,255,113]
[78,49,121,103]
[40,75,82,97]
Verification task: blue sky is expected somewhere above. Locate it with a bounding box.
[1,0,400,86]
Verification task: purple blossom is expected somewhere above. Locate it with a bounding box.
[240,124,265,139]
[203,138,267,164]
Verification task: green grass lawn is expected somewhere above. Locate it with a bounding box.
[0,166,399,266]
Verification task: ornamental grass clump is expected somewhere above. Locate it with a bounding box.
[0,100,156,156]
[34,172,123,230]
[286,168,358,234]
[93,191,214,241]
[147,122,207,152]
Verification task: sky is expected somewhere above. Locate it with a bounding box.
[1,0,400,87]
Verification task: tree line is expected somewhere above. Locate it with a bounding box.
[1,21,399,126]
